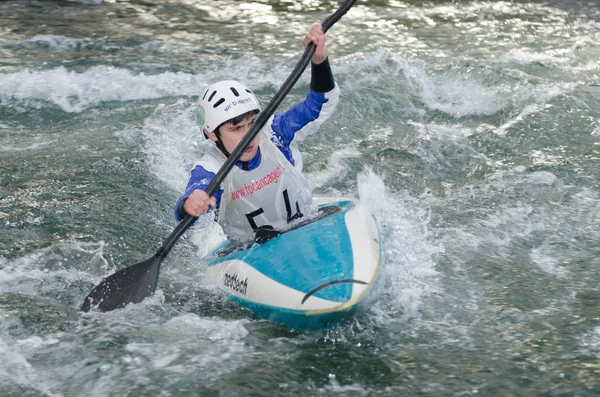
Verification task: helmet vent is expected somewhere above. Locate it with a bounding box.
[208,90,217,102]
[245,89,252,93]
[213,98,225,108]
[202,89,209,100]
[230,87,239,97]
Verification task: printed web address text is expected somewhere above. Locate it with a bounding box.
[230,164,286,200]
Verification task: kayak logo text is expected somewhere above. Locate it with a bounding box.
[224,273,248,295]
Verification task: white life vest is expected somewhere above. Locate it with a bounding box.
[217,132,316,242]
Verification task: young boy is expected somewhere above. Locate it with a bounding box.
[175,24,339,242]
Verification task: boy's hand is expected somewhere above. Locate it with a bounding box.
[303,23,327,65]
[183,190,217,217]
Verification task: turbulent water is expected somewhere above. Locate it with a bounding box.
[1,0,599,395]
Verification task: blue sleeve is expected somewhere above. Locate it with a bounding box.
[174,165,224,221]
[271,88,330,146]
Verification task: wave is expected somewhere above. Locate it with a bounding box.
[0,53,295,113]
[2,35,105,51]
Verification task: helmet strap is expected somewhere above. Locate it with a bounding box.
[212,126,250,170]
[213,130,231,158]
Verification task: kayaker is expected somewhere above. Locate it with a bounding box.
[174,23,339,242]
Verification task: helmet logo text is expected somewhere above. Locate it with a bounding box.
[223,97,253,112]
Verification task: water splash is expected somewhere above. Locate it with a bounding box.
[357,167,441,322]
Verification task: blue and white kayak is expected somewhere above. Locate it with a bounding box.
[201,197,383,331]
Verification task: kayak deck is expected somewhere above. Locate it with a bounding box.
[202,198,383,330]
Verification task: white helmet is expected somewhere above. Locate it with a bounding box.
[195,80,261,133]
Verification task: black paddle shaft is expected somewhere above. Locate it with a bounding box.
[81,0,357,312]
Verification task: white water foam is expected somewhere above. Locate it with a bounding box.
[306,147,362,191]
[0,54,292,113]
[0,337,62,397]
[0,140,56,153]
[418,1,570,23]
[526,171,557,186]
[393,49,504,117]
[500,48,571,66]
[122,313,250,371]
[494,103,554,136]
[0,242,111,299]
[417,75,505,118]
[4,35,103,51]
[0,66,204,113]
[407,120,479,141]
[436,167,588,280]
[415,70,576,120]
[59,310,251,396]
[138,100,211,193]
[530,245,567,278]
[357,167,441,322]
[339,48,577,120]
[320,376,370,396]
[585,327,600,356]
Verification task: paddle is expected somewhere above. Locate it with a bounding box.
[80,0,357,313]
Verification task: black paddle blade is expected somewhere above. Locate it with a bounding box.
[80,255,162,312]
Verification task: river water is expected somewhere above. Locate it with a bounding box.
[1,0,599,395]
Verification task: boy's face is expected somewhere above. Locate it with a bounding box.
[206,115,259,162]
